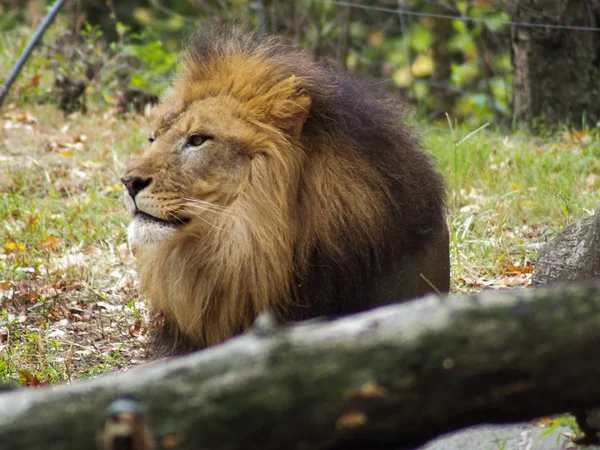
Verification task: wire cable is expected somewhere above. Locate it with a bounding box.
[312,0,600,32]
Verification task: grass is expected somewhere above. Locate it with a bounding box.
[426,122,600,290]
[2,103,599,387]
[0,103,150,384]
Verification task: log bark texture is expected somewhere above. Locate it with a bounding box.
[3,284,600,450]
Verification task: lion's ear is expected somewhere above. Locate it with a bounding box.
[269,75,312,139]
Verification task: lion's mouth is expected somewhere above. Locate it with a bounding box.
[134,210,190,227]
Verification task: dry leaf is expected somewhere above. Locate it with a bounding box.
[38,236,61,251]
[456,277,484,288]
[570,127,593,145]
[22,293,41,302]
[503,264,534,275]
[128,320,143,337]
[29,73,42,87]
[17,369,48,388]
[23,214,40,231]
[59,150,75,158]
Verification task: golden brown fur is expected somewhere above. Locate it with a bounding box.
[121,26,450,356]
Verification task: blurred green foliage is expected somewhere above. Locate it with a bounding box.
[0,0,513,125]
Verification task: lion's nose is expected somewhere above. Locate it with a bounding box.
[120,176,152,199]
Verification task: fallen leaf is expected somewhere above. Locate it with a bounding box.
[456,277,484,288]
[570,127,593,145]
[29,73,42,87]
[59,150,75,158]
[503,264,535,275]
[23,214,39,231]
[83,247,102,256]
[37,236,61,251]
[17,369,48,388]
[128,320,143,337]
[22,293,41,302]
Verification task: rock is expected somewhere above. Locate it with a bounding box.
[420,422,576,450]
[533,205,600,286]
[533,204,600,445]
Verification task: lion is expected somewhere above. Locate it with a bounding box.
[120,26,450,356]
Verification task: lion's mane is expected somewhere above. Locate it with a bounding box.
[135,27,449,356]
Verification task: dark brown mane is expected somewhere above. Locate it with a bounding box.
[185,25,446,246]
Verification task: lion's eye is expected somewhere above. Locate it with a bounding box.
[148,135,155,143]
[186,134,212,148]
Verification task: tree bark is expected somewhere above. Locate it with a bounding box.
[3,283,600,449]
[508,0,600,129]
[429,3,460,119]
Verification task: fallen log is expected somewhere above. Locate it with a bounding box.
[2,283,600,450]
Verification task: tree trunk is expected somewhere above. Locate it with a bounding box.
[4,283,600,449]
[429,4,460,119]
[508,0,600,129]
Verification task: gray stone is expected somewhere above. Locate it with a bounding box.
[533,205,600,286]
[531,204,600,447]
[420,422,575,450]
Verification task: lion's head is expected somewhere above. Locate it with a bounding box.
[121,27,449,355]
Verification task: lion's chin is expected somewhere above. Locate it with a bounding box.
[127,213,178,255]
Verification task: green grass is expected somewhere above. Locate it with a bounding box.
[2,23,600,388]
[2,104,599,387]
[1,104,150,385]
[426,123,600,287]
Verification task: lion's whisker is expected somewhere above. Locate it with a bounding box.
[182,197,228,210]
[181,201,233,218]
[165,211,189,226]
[181,201,225,212]
[181,204,230,219]
[177,208,227,231]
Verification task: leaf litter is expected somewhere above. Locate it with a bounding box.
[2,102,600,388]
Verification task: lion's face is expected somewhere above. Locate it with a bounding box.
[122,96,258,253]
[122,52,313,260]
